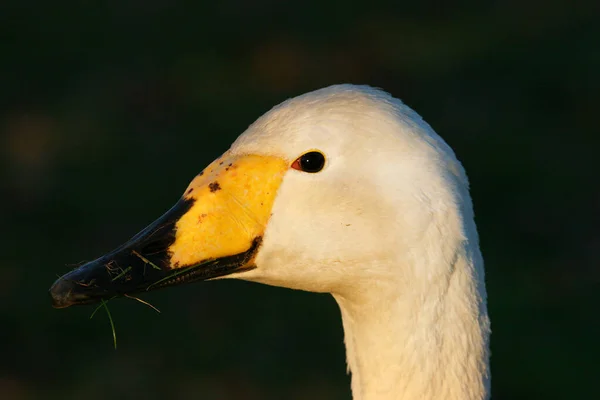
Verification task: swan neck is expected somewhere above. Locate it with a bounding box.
[333,257,490,400]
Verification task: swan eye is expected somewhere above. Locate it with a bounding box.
[291,151,326,173]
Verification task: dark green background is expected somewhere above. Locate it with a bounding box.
[1,1,598,399]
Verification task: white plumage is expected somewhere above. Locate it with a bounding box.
[225,85,491,400]
[50,84,491,400]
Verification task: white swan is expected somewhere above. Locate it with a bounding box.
[50,84,490,400]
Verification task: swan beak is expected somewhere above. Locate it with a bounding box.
[49,154,288,309]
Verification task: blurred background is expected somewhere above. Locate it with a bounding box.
[1,1,598,399]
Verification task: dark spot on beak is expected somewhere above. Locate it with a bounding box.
[209,182,221,192]
[228,163,233,167]
[198,171,204,176]
[219,161,224,165]
[186,188,194,195]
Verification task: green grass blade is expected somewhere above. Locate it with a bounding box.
[89,298,118,349]
[89,302,104,319]
[111,266,132,281]
[132,250,161,270]
[101,299,117,349]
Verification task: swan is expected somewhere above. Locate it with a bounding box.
[49,84,490,400]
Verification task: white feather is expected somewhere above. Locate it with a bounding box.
[226,84,490,400]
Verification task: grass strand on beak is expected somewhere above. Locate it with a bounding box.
[131,250,161,271]
[90,298,117,349]
[124,294,161,313]
[111,266,132,281]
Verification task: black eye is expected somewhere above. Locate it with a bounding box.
[291,151,326,173]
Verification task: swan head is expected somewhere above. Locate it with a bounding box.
[50,84,478,307]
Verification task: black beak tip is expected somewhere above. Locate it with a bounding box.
[49,278,77,309]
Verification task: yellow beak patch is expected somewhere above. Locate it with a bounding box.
[168,154,288,268]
